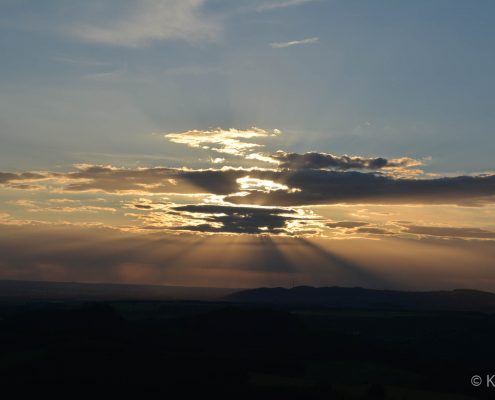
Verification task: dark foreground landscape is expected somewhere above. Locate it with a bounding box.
[1,281,494,399]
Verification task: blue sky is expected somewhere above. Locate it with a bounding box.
[1,0,494,172]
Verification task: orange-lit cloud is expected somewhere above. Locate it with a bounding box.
[1,128,495,244]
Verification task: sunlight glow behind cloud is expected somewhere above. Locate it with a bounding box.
[1,128,495,240]
[165,127,281,157]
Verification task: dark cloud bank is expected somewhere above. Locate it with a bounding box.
[61,166,245,194]
[403,225,495,239]
[171,204,300,234]
[226,170,495,206]
[2,165,495,206]
[270,151,417,170]
[1,139,495,237]
[134,203,320,235]
[30,166,495,205]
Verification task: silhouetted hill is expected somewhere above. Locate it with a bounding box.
[224,286,495,312]
[0,280,237,302]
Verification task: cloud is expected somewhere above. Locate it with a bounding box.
[40,206,116,214]
[128,203,323,235]
[71,0,219,47]
[165,127,280,158]
[5,184,42,191]
[225,170,495,207]
[53,56,111,67]
[9,198,116,215]
[2,165,495,208]
[270,37,319,48]
[326,221,495,241]
[327,221,370,229]
[324,220,398,237]
[237,176,297,193]
[58,164,247,195]
[356,227,395,235]
[11,199,36,208]
[81,69,126,81]
[257,0,315,12]
[48,198,80,204]
[0,172,47,190]
[403,225,495,240]
[245,153,280,164]
[164,127,422,174]
[0,164,252,196]
[0,172,45,184]
[271,151,422,171]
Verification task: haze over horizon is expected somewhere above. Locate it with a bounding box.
[1,0,495,291]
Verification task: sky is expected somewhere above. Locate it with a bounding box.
[1,0,495,290]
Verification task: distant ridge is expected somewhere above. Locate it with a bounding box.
[3,280,495,312]
[224,286,495,313]
[0,280,238,302]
